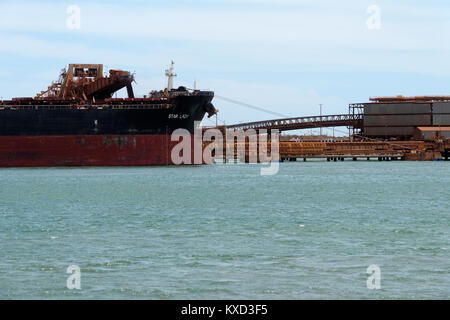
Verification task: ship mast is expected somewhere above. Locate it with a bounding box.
[165,61,177,91]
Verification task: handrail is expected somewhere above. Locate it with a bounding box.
[0,104,174,110]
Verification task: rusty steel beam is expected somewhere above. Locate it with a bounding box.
[370,96,450,103]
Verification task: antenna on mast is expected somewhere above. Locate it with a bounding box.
[165,61,176,91]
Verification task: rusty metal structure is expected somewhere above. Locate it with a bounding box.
[216,95,450,161]
[35,64,135,101]
[369,96,450,103]
[359,96,450,139]
[205,139,447,163]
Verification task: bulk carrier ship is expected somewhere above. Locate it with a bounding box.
[0,62,217,167]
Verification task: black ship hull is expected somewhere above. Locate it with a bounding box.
[0,93,214,167]
[0,94,213,136]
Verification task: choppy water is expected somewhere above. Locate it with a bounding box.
[0,161,449,299]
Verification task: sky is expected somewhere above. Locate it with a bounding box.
[1,0,450,131]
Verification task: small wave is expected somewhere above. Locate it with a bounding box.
[413,246,442,252]
[393,229,416,234]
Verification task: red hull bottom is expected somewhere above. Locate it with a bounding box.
[0,135,198,167]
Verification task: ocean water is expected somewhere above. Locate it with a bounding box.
[0,161,449,299]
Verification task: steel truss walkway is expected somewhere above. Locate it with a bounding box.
[226,114,363,132]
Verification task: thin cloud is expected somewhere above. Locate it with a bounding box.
[1,0,450,123]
